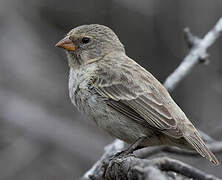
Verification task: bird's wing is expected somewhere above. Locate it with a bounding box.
[92,59,183,138]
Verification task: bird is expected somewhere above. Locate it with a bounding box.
[55,24,219,165]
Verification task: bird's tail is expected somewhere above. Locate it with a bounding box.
[184,130,219,165]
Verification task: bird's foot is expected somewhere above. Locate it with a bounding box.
[110,136,147,160]
[117,149,135,157]
[110,150,135,161]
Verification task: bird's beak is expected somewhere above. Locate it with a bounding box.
[55,36,76,51]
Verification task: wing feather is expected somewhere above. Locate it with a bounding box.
[92,60,182,137]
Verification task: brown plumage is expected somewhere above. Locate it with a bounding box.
[56,24,219,165]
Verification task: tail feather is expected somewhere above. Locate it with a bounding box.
[184,131,219,165]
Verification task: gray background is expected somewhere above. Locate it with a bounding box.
[0,0,222,179]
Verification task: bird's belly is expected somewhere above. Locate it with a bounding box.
[94,114,148,144]
[72,90,141,141]
[80,94,158,144]
[69,70,160,145]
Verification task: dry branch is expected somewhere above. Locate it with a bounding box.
[88,156,220,180]
[83,17,222,180]
[138,141,222,159]
[164,18,222,92]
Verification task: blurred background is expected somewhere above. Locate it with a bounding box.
[0,0,222,179]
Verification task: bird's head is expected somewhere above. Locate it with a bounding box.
[55,24,125,67]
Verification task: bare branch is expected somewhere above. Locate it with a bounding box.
[88,156,220,180]
[83,139,125,179]
[183,27,201,48]
[163,18,222,92]
[137,141,222,159]
[153,157,220,180]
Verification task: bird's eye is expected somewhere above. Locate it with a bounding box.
[82,37,90,44]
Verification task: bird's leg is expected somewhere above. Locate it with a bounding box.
[124,136,146,154]
[113,136,146,158]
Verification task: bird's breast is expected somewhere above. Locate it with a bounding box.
[68,67,160,145]
[69,65,101,112]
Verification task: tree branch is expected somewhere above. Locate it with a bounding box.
[88,156,220,180]
[137,141,222,159]
[164,18,222,92]
[82,17,222,180]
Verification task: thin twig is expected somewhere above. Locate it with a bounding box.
[164,18,222,92]
[137,141,222,159]
[154,157,221,180]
